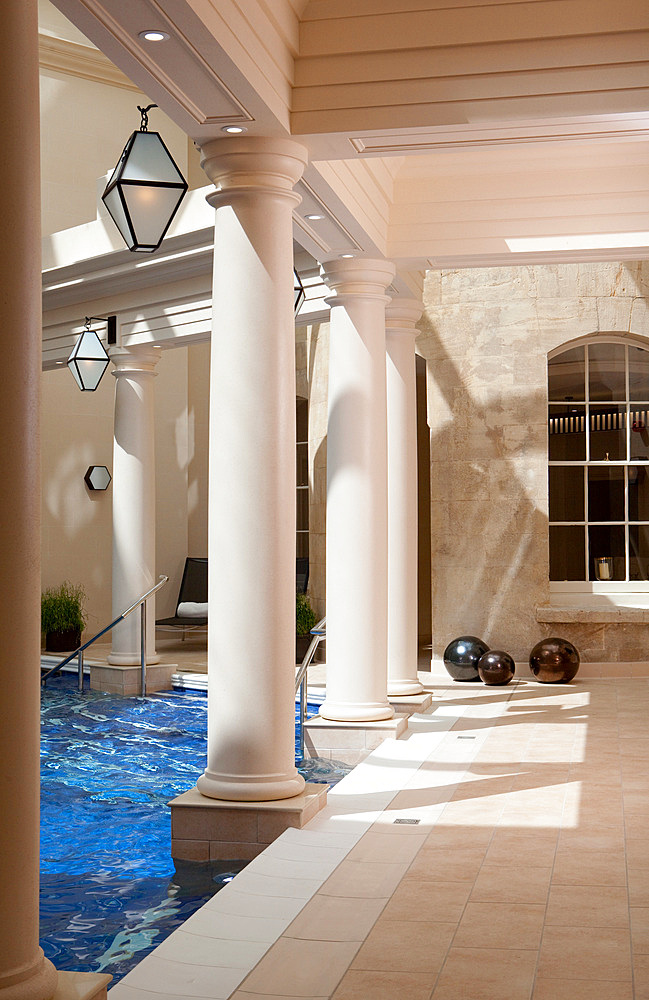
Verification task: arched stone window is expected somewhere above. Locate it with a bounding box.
[549,338,649,587]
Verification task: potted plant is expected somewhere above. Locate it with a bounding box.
[296,591,317,663]
[41,581,87,653]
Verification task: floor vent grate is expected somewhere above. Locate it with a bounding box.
[393,818,420,824]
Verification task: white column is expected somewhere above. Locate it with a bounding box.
[0,3,58,999]
[108,345,161,665]
[320,258,396,722]
[197,136,307,801]
[386,299,424,696]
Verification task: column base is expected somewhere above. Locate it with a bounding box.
[319,699,394,722]
[304,713,409,766]
[107,652,161,665]
[170,783,327,860]
[53,972,112,1000]
[387,678,424,696]
[197,769,305,802]
[90,662,176,695]
[0,953,57,1000]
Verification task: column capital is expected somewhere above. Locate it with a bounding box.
[109,344,161,377]
[198,136,308,202]
[321,257,396,305]
[385,297,424,337]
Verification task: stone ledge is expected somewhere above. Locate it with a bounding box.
[388,692,433,713]
[169,783,328,861]
[53,971,112,1000]
[90,661,177,695]
[536,605,649,624]
[303,713,409,765]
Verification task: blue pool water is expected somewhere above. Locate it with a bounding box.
[40,674,349,984]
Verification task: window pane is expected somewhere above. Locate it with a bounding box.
[629,525,649,582]
[629,347,649,401]
[588,466,625,521]
[588,524,625,580]
[296,487,309,530]
[296,442,308,486]
[548,346,585,401]
[628,466,649,521]
[549,405,586,460]
[549,466,584,521]
[630,409,649,460]
[550,525,585,580]
[296,397,308,441]
[296,531,309,559]
[588,342,626,401]
[589,405,626,461]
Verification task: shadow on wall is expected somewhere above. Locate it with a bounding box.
[417,305,550,665]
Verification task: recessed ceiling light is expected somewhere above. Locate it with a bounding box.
[339,253,355,259]
[221,125,247,134]
[305,214,324,221]
[139,30,170,41]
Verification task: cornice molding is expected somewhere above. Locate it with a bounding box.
[38,33,140,91]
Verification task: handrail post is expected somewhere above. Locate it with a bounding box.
[299,676,307,759]
[78,649,84,693]
[140,600,147,697]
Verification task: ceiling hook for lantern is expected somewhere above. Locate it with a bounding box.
[137,104,157,132]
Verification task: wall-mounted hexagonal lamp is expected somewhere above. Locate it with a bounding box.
[84,466,112,491]
[294,268,305,314]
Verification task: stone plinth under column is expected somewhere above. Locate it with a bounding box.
[303,714,409,766]
[388,691,434,714]
[90,662,177,696]
[53,971,112,1000]
[170,783,328,861]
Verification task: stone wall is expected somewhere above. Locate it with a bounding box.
[418,262,649,666]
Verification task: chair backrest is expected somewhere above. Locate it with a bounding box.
[176,557,208,611]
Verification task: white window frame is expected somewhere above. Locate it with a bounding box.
[548,335,649,600]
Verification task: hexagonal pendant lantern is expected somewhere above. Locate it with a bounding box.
[102,105,188,253]
[84,466,112,491]
[67,325,110,391]
[294,268,305,314]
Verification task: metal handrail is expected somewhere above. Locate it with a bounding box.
[41,575,169,695]
[295,616,326,760]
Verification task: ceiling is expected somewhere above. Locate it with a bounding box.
[49,0,649,275]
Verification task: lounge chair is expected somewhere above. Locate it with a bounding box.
[156,557,207,638]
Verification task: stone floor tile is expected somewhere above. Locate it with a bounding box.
[453,901,545,950]
[331,969,436,1000]
[431,947,537,1000]
[381,879,472,923]
[545,884,629,927]
[470,864,551,904]
[350,918,456,974]
[537,925,632,982]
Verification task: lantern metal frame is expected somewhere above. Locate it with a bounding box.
[102,104,188,253]
[294,267,305,314]
[67,316,112,392]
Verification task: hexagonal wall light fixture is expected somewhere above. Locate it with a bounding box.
[84,466,112,491]
[102,104,188,253]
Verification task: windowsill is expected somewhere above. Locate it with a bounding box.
[537,598,649,624]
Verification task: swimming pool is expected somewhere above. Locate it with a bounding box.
[40,675,349,984]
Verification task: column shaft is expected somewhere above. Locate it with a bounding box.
[197,137,307,801]
[320,259,396,722]
[0,2,58,998]
[386,300,424,696]
[109,346,161,665]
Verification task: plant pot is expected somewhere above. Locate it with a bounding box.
[46,627,81,653]
[296,633,312,664]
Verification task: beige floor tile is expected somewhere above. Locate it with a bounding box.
[453,901,544,950]
[331,969,436,1000]
[470,864,551,904]
[484,829,558,867]
[382,879,472,923]
[631,907,649,953]
[285,894,387,942]
[537,925,632,982]
[345,831,427,864]
[532,979,633,1000]
[628,867,649,906]
[239,937,361,997]
[320,860,410,898]
[634,954,649,1000]
[552,847,627,887]
[545,884,629,927]
[351,918,455,974]
[424,825,494,849]
[404,845,485,883]
[431,947,537,1000]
